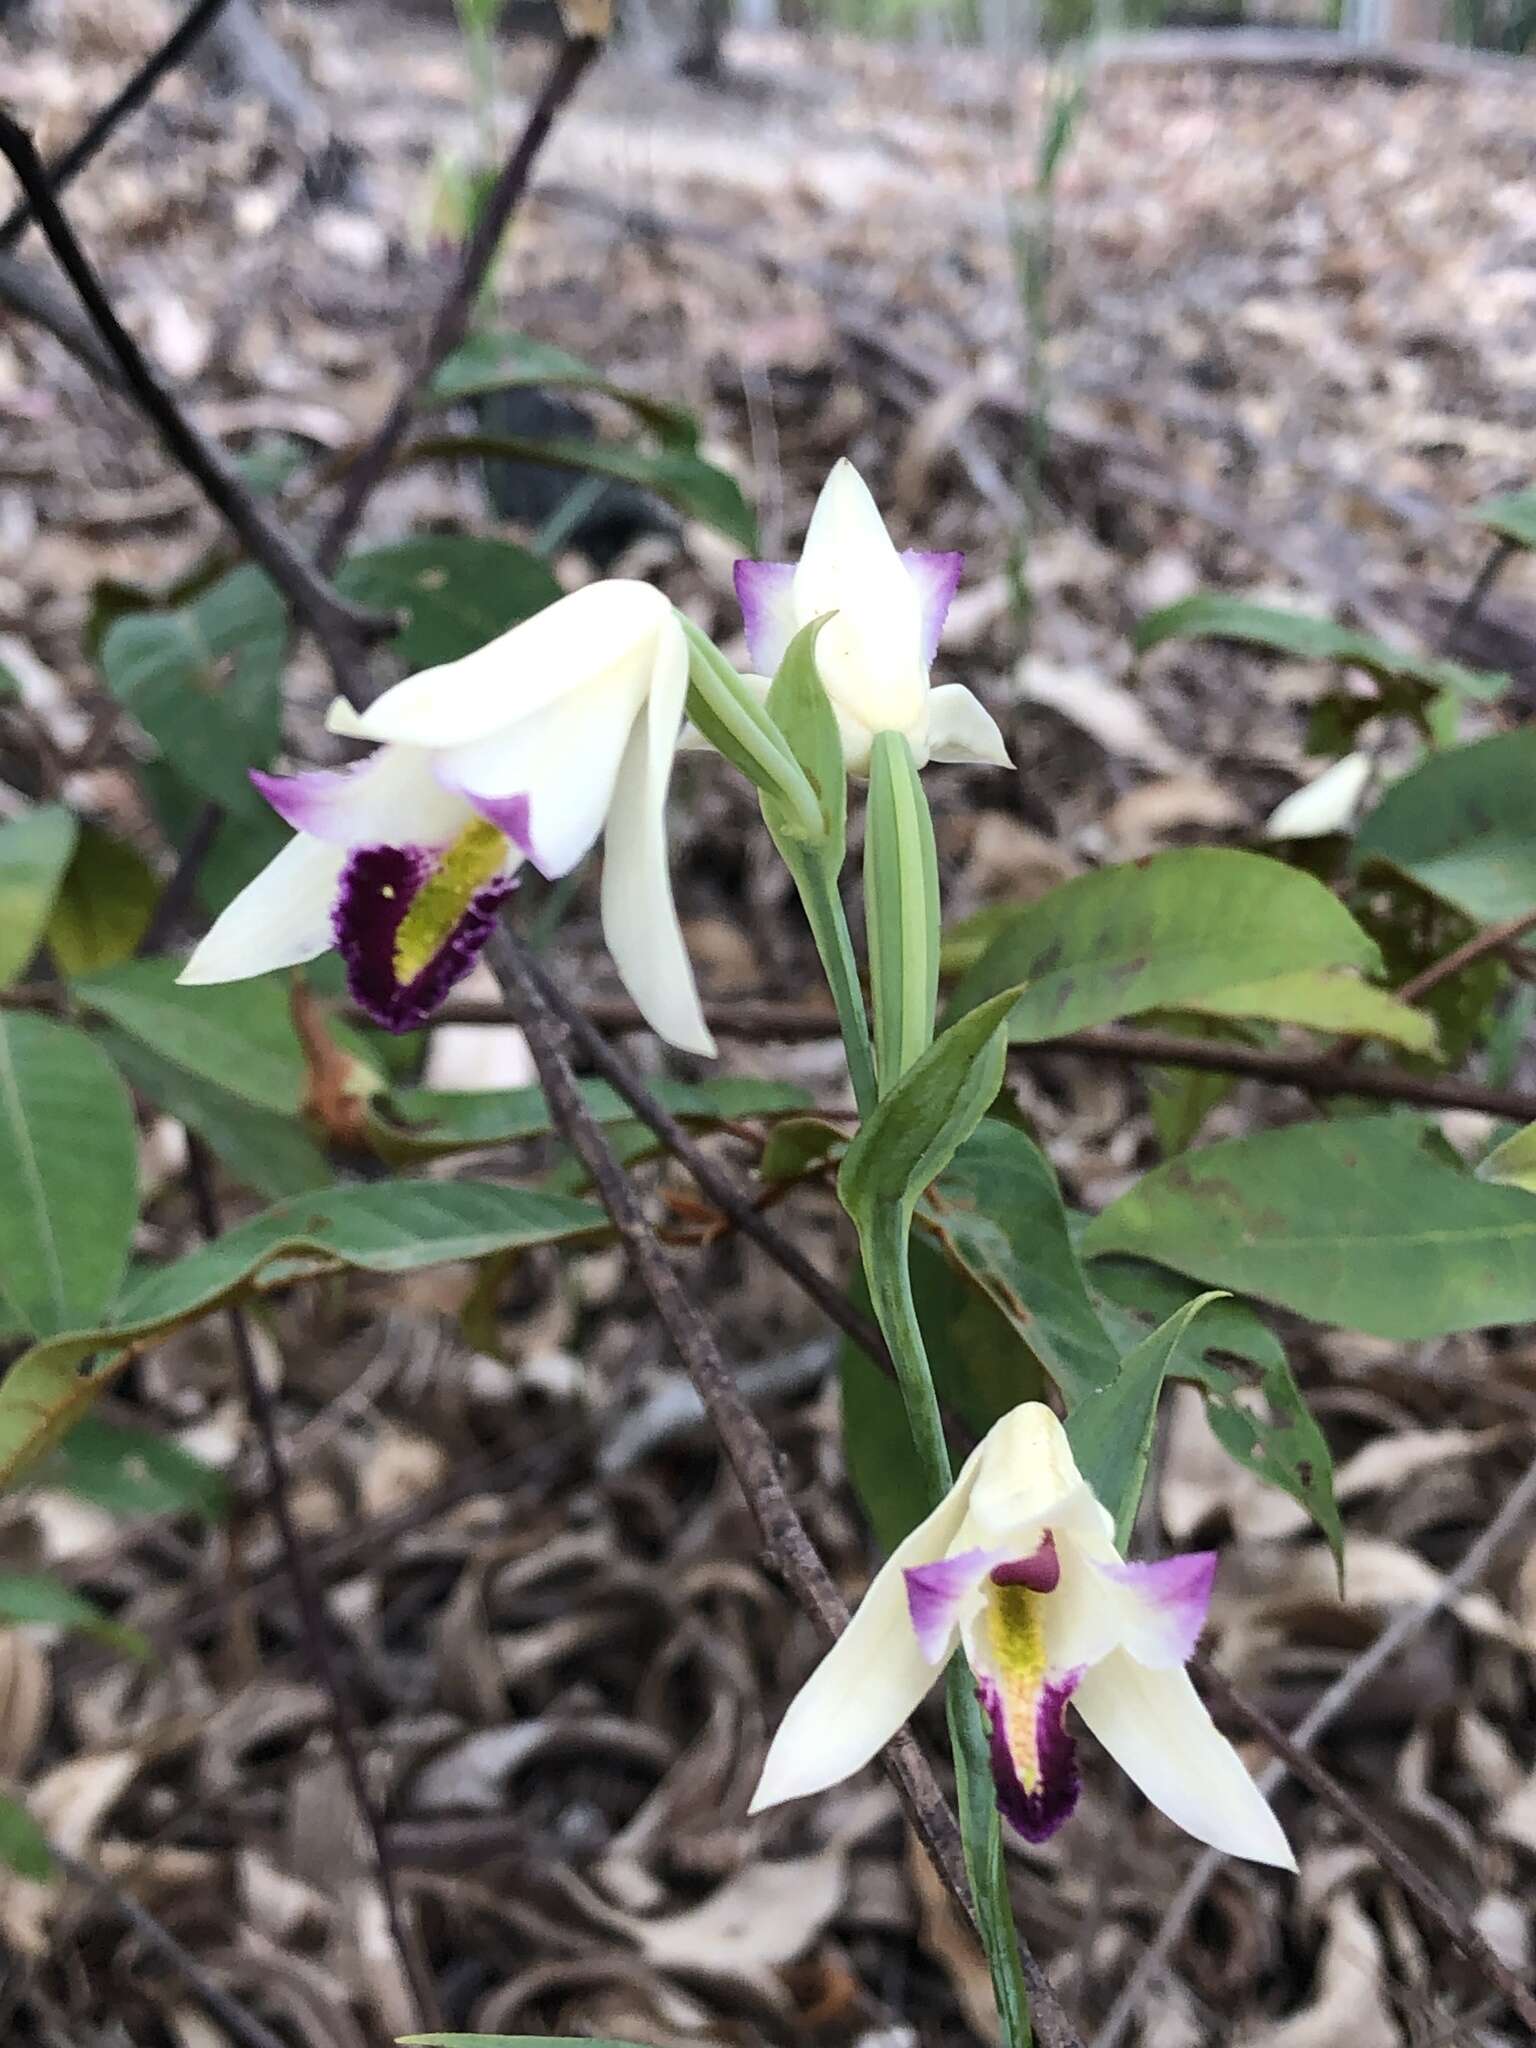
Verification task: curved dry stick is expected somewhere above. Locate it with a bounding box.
[1095,1450,1536,2048]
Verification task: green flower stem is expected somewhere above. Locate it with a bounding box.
[787,849,878,1119]
[865,731,941,1095]
[948,1664,1036,2047]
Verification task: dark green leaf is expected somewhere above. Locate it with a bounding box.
[0,1571,149,1658]
[370,1075,810,1162]
[1182,967,1438,1055]
[1084,1114,1536,1340]
[99,1027,334,1200]
[0,1014,138,1339]
[946,849,1379,1042]
[37,1416,228,1521]
[100,568,288,815]
[0,1181,608,1485]
[919,1117,1120,1406]
[412,432,757,552]
[76,958,307,1115]
[1066,1293,1224,1544]
[1353,729,1536,924]
[335,536,561,668]
[0,807,77,986]
[1472,489,1536,550]
[44,824,158,974]
[0,1793,52,1881]
[1089,1257,1341,1567]
[759,1115,845,1184]
[839,989,1020,1228]
[1135,594,1507,703]
[429,330,698,449]
[763,617,848,858]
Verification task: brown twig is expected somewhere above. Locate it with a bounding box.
[44,1836,292,2048]
[1195,1652,1536,2033]
[485,926,1082,2048]
[0,111,390,705]
[1393,904,1536,1009]
[183,1138,439,2032]
[1095,1448,1536,2048]
[337,990,1536,1124]
[315,33,602,572]
[0,0,235,254]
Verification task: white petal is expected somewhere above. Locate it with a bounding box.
[1072,1651,1296,1869]
[178,834,346,986]
[926,683,1012,768]
[437,666,648,879]
[253,743,472,849]
[751,1444,990,1814]
[1264,751,1371,840]
[793,461,928,743]
[346,582,672,750]
[599,616,714,1057]
[964,1405,1110,1545]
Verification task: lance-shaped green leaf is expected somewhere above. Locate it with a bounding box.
[428,328,699,448]
[369,1074,810,1162]
[38,1416,228,1521]
[947,848,1380,1041]
[1066,1292,1226,1545]
[101,567,288,816]
[680,616,822,841]
[918,1116,1120,1406]
[1353,729,1536,924]
[1090,1256,1342,1568]
[839,988,1021,1231]
[1472,489,1536,550]
[74,958,309,1116]
[0,807,77,987]
[335,535,560,668]
[1084,1114,1536,1340]
[761,616,847,860]
[0,1014,137,1339]
[44,823,157,974]
[0,1571,149,1659]
[1476,1119,1536,1194]
[1135,593,1508,704]
[0,1182,607,1487]
[0,1794,51,1882]
[864,730,941,1095]
[410,431,757,551]
[1179,967,1438,1055]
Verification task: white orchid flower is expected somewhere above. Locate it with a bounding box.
[180,581,713,1056]
[752,1403,1294,1869]
[730,458,1011,775]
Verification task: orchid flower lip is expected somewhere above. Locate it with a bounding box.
[749,1402,1296,1870]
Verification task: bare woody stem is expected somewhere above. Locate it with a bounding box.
[486,924,1083,2048]
[0,0,236,253]
[316,33,602,572]
[0,112,391,705]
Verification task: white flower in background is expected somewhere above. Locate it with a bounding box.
[180,581,713,1056]
[751,1403,1294,1868]
[1263,750,1372,840]
[732,458,1011,774]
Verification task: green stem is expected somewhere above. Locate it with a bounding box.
[789,850,878,1120]
[859,1202,1032,2048]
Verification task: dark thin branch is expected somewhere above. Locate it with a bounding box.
[44,1837,291,2048]
[316,33,602,572]
[485,926,1082,2048]
[136,800,225,958]
[0,251,127,389]
[184,1138,439,2032]
[0,112,390,704]
[339,989,1536,1125]
[1393,903,1536,1008]
[1095,1450,1536,2048]
[1195,1652,1536,2033]
[0,0,235,254]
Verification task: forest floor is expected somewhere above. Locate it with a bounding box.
[2,5,1536,2045]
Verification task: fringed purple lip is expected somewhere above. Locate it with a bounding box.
[333,843,515,1033]
[977,1669,1083,1844]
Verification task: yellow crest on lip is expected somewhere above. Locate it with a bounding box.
[981,1581,1050,1792]
[392,818,507,985]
